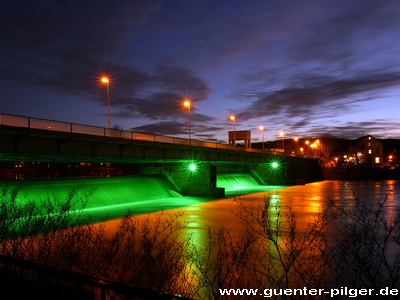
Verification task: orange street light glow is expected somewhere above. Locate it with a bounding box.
[101,77,109,83]
[183,100,191,107]
[230,115,236,121]
[259,126,265,131]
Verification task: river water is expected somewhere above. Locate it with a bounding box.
[100,180,400,241]
[92,180,400,298]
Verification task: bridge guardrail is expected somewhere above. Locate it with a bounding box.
[0,112,290,156]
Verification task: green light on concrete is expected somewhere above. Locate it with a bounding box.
[0,176,213,224]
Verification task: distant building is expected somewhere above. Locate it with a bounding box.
[355,135,384,165]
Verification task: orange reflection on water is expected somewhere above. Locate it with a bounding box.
[92,180,400,296]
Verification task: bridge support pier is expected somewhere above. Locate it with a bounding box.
[254,162,286,185]
[138,163,225,198]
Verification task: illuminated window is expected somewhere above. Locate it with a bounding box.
[368,149,372,154]
[375,157,380,164]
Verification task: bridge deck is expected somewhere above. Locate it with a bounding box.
[0,112,291,160]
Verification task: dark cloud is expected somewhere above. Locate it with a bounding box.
[131,121,185,135]
[307,120,400,139]
[130,115,222,139]
[1,0,400,141]
[294,0,400,64]
[238,72,400,121]
[0,0,211,123]
[153,66,211,101]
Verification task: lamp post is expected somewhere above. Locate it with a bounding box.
[259,126,265,149]
[101,77,111,129]
[183,100,192,140]
[294,137,299,154]
[230,115,236,145]
[279,131,285,150]
[305,140,310,156]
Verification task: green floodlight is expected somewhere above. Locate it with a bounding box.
[189,164,197,171]
[272,162,279,168]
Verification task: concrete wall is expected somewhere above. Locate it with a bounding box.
[138,163,224,197]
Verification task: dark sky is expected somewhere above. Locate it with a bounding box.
[1,0,400,142]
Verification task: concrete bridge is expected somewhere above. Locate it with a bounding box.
[0,113,323,197]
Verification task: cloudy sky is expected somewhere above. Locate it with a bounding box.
[1,0,400,143]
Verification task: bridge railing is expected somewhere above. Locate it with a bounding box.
[0,112,289,156]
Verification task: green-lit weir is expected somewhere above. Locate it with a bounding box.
[1,112,323,218]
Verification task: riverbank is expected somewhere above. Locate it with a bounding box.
[323,166,400,180]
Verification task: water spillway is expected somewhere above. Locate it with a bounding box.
[1,176,210,222]
[1,174,285,224]
[217,173,282,197]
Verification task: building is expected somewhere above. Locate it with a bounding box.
[355,135,384,165]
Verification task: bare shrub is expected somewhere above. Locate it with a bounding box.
[325,186,400,296]
[1,183,400,299]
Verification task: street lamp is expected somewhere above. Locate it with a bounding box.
[101,77,111,129]
[279,131,285,150]
[294,137,299,154]
[183,100,192,140]
[305,140,310,156]
[259,126,265,149]
[230,115,236,145]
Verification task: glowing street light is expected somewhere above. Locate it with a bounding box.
[305,140,310,156]
[101,77,111,129]
[279,131,285,150]
[294,137,299,154]
[230,115,236,145]
[183,99,192,140]
[310,143,317,156]
[259,126,265,149]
